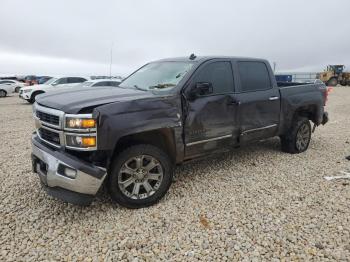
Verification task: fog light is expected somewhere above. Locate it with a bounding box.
[66,135,96,148]
[81,137,96,147]
[64,167,77,178]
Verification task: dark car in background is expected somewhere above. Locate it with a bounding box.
[25,75,38,86]
[37,76,52,85]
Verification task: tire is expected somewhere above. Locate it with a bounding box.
[108,144,174,208]
[280,117,311,154]
[15,86,21,93]
[0,90,7,98]
[327,78,338,87]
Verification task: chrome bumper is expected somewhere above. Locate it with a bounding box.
[31,135,106,204]
[19,92,30,99]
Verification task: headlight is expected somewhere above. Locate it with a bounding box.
[66,135,96,148]
[65,117,96,129]
[64,114,97,150]
[23,89,32,93]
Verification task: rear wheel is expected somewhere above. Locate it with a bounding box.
[281,117,311,154]
[327,78,338,87]
[108,144,173,208]
[0,90,7,98]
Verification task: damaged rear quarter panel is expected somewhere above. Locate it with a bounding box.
[279,84,325,133]
[94,94,183,156]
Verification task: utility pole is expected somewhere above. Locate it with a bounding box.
[273,62,277,73]
[109,42,114,77]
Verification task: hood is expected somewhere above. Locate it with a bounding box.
[36,86,154,113]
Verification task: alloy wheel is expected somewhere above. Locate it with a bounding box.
[296,123,310,151]
[118,155,164,200]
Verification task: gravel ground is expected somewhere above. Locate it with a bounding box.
[1,88,350,261]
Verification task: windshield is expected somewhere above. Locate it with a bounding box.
[46,78,58,85]
[119,61,194,91]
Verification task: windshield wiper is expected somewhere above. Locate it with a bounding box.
[149,83,176,89]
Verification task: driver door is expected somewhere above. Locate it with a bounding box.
[183,60,239,158]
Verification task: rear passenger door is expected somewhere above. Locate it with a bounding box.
[234,61,280,142]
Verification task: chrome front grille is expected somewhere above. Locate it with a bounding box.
[36,111,60,126]
[33,103,64,129]
[38,128,61,146]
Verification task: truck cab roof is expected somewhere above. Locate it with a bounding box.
[155,56,269,63]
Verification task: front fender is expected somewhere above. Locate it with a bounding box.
[94,96,183,153]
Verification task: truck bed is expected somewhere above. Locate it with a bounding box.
[278,82,327,134]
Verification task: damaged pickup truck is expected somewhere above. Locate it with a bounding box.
[31,56,329,208]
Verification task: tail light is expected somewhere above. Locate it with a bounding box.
[324,87,332,106]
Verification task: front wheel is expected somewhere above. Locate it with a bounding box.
[280,117,311,154]
[108,144,173,208]
[15,86,21,93]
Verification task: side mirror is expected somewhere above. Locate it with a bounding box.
[189,82,213,99]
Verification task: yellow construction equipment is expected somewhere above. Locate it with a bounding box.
[317,65,350,86]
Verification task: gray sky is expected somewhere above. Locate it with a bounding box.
[0,0,349,76]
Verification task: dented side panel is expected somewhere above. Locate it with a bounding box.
[279,84,325,134]
[235,88,281,142]
[184,94,239,158]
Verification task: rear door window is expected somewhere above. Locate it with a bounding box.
[237,62,271,92]
[0,80,13,84]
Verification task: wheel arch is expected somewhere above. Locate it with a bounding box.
[31,90,45,99]
[292,104,319,124]
[111,128,177,166]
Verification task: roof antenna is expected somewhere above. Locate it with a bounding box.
[189,53,196,60]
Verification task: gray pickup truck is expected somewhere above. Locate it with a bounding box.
[31,56,329,208]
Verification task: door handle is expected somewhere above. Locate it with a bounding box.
[269,96,279,101]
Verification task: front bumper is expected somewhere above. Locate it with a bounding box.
[19,92,30,100]
[31,134,107,205]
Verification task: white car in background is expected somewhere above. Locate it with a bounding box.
[80,79,122,88]
[0,82,16,97]
[19,76,89,103]
[0,79,25,94]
